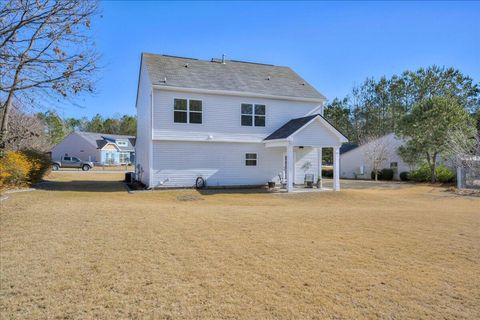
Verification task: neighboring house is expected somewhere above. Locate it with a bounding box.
[340,133,410,180]
[135,53,347,191]
[52,132,136,165]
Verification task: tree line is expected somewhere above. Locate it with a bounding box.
[323,65,480,182]
[324,65,479,144]
[4,108,136,152]
[39,111,137,144]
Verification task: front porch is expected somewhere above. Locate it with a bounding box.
[275,182,334,193]
[264,114,348,192]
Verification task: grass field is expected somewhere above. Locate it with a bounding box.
[1,172,479,319]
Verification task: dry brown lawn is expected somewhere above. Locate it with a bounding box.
[1,172,479,319]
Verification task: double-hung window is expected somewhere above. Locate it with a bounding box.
[174,99,202,124]
[245,153,257,166]
[241,104,265,127]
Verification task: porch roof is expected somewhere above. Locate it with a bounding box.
[264,114,348,143]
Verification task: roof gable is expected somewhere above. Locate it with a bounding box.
[75,132,135,151]
[264,115,318,140]
[264,114,348,142]
[142,53,325,101]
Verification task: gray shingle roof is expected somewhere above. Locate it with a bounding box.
[340,143,358,154]
[264,115,318,140]
[142,53,325,100]
[264,114,348,141]
[76,132,136,151]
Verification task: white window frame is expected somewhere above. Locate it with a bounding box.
[241,103,266,127]
[116,140,128,147]
[245,153,257,166]
[174,98,203,124]
[119,152,130,164]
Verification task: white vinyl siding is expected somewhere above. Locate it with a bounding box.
[292,119,341,147]
[153,89,320,141]
[151,141,284,188]
[340,133,411,180]
[135,61,153,186]
[294,147,319,184]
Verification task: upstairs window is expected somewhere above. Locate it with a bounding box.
[174,99,188,123]
[245,153,257,166]
[254,104,265,126]
[116,140,128,147]
[189,100,202,124]
[174,98,202,124]
[241,104,265,127]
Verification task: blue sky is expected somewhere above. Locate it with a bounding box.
[64,1,480,119]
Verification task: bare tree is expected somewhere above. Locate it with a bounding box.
[4,104,51,151]
[361,134,391,181]
[445,129,480,188]
[0,0,99,149]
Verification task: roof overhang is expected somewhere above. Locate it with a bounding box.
[152,84,325,103]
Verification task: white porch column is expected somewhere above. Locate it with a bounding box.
[333,146,340,191]
[317,147,322,189]
[287,143,294,192]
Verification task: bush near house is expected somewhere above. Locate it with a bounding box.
[380,168,394,181]
[21,149,51,183]
[435,165,456,183]
[370,168,394,181]
[0,150,51,189]
[408,164,455,183]
[399,171,410,181]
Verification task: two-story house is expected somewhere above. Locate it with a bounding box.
[52,132,136,165]
[135,53,347,192]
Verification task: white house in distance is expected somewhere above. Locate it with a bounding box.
[52,132,136,165]
[340,133,410,180]
[135,53,348,192]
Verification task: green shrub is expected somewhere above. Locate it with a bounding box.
[436,165,455,183]
[408,164,430,182]
[380,168,394,181]
[322,168,333,178]
[399,171,410,181]
[371,169,394,180]
[371,170,382,180]
[20,149,51,183]
[408,164,455,183]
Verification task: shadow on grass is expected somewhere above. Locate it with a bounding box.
[35,180,126,192]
